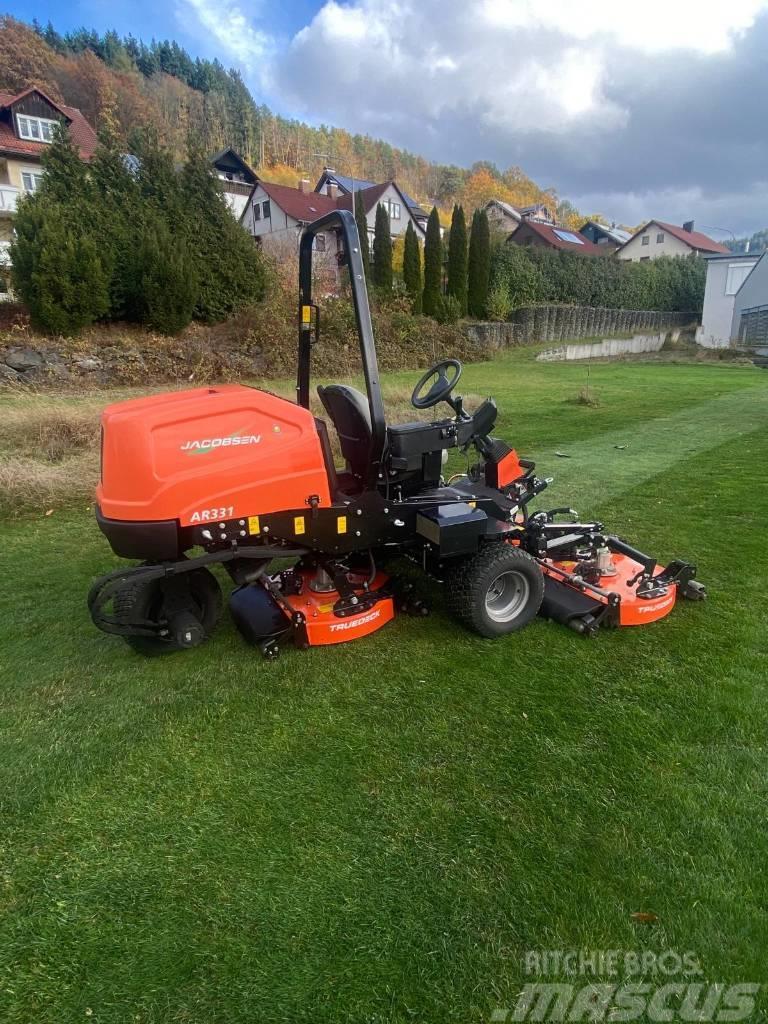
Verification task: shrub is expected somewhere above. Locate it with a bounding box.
[490,243,705,314]
[12,203,109,334]
[485,284,512,322]
[435,294,462,325]
[137,216,199,334]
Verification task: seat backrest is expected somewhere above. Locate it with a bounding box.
[317,384,372,483]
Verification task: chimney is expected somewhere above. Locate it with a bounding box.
[327,182,340,200]
[683,220,695,233]
[299,178,311,194]
[323,166,335,176]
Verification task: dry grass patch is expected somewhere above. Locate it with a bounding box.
[0,384,486,517]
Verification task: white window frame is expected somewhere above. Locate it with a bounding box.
[16,114,59,144]
[641,235,650,246]
[656,232,665,243]
[725,262,755,297]
[21,169,45,193]
[382,199,401,220]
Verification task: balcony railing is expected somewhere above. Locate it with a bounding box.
[0,185,19,214]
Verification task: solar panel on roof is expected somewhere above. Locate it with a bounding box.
[553,229,584,244]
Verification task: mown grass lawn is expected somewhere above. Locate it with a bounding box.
[1,352,767,1023]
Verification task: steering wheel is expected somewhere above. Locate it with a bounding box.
[411,358,463,410]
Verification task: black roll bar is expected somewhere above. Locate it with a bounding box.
[298,209,386,488]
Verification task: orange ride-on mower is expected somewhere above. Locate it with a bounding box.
[88,210,705,657]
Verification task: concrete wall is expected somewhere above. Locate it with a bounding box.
[536,334,666,362]
[619,224,693,261]
[732,252,768,339]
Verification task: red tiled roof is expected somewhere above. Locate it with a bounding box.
[649,221,730,254]
[335,181,389,215]
[518,220,604,254]
[0,88,98,162]
[258,179,339,222]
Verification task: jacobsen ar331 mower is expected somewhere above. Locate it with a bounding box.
[89,210,705,656]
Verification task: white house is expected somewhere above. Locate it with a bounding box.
[731,251,768,346]
[241,178,340,255]
[315,168,429,234]
[617,220,729,261]
[485,198,556,236]
[210,148,258,222]
[696,253,760,348]
[241,176,425,253]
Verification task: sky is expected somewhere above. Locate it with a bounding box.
[8,0,768,235]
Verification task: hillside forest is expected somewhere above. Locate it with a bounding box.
[1,15,595,228]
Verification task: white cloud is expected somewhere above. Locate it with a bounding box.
[481,0,767,54]
[178,0,271,70]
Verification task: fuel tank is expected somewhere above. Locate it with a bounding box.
[96,385,332,525]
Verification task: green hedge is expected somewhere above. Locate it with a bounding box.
[491,244,706,314]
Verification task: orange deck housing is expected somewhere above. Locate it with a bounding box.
[96,385,332,526]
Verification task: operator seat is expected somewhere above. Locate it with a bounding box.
[317,384,372,488]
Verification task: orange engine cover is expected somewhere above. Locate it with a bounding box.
[96,384,332,526]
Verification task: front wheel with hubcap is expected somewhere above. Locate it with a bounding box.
[445,544,544,638]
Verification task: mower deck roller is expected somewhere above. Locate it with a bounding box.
[88,209,705,657]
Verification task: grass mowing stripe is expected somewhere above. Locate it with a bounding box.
[524,383,768,507]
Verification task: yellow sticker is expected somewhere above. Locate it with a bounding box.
[337,516,347,534]
[248,515,260,534]
[301,305,312,324]
[294,515,305,535]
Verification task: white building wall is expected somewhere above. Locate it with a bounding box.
[697,258,758,347]
[731,252,768,339]
[619,224,694,261]
[363,183,424,240]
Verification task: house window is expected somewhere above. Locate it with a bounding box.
[314,235,326,252]
[640,256,650,261]
[381,199,401,219]
[656,232,665,243]
[21,171,44,193]
[641,235,650,245]
[725,263,755,296]
[253,203,261,221]
[262,200,270,219]
[17,114,59,143]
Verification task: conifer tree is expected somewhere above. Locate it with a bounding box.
[354,189,370,278]
[402,220,422,312]
[372,202,393,291]
[422,206,443,317]
[137,213,198,334]
[446,204,468,315]
[180,139,265,321]
[467,208,491,318]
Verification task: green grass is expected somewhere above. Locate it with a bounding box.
[1,352,768,1023]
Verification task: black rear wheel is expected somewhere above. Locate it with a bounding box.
[112,567,223,656]
[445,544,544,638]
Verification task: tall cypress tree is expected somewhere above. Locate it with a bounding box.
[446,204,468,315]
[402,220,421,312]
[467,208,491,318]
[372,203,393,291]
[422,206,442,318]
[354,190,370,278]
